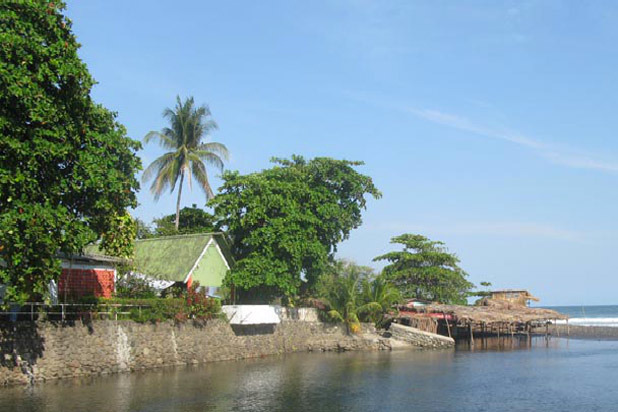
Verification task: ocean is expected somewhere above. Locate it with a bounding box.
[544,304,618,327]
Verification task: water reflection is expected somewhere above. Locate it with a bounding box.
[1,337,617,412]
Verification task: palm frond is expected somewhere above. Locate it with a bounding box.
[149,156,182,200]
[141,152,176,184]
[193,150,225,171]
[326,310,344,323]
[191,160,215,199]
[197,142,229,161]
[143,131,178,150]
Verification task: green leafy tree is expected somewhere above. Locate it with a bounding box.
[142,96,229,231]
[374,234,474,305]
[0,1,141,303]
[152,204,217,236]
[135,218,153,240]
[210,156,381,302]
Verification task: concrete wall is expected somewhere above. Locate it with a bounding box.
[221,305,320,325]
[0,319,381,386]
[389,323,455,349]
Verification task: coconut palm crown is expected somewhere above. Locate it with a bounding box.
[142,96,229,230]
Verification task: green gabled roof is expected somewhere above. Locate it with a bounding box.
[134,233,218,282]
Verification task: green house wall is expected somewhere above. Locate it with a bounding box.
[191,242,229,287]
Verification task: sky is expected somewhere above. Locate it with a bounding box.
[64,1,618,306]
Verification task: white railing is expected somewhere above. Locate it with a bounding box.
[0,302,152,322]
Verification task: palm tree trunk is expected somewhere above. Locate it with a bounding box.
[175,169,185,230]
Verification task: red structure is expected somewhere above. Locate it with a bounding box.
[58,268,115,299]
[58,254,120,299]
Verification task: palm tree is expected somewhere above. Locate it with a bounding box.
[318,260,400,332]
[142,96,229,230]
[359,276,401,326]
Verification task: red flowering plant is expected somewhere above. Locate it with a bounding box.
[184,282,222,320]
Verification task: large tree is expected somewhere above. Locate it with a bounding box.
[142,96,229,230]
[374,234,474,305]
[210,156,381,302]
[0,1,141,302]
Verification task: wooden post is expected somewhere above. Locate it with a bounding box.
[567,319,570,337]
[555,319,560,337]
[469,322,474,347]
[443,313,452,339]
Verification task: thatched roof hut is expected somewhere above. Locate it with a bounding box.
[418,298,568,325]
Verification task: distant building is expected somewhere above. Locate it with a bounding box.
[488,289,539,307]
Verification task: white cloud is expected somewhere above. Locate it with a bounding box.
[405,107,618,174]
[406,108,545,149]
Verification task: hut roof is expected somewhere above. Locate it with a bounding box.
[418,299,568,324]
[490,289,540,301]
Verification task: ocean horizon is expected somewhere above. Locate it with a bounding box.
[540,305,618,327]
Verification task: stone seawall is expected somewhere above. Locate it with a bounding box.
[0,320,386,386]
[389,323,455,349]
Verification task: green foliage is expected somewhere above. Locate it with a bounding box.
[0,1,141,303]
[142,96,228,230]
[135,218,152,240]
[100,212,137,259]
[210,156,381,302]
[317,260,400,331]
[472,281,493,298]
[359,276,401,326]
[115,274,157,299]
[374,234,474,305]
[78,293,222,323]
[152,204,217,236]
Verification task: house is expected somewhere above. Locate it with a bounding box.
[133,233,232,295]
[58,252,123,299]
[488,289,539,307]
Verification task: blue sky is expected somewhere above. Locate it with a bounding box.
[65,1,618,305]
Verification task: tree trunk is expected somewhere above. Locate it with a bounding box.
[175,169,185,230]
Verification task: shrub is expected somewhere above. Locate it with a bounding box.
[115,274,157,299]
[185,283,222,320]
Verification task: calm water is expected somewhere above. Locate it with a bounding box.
[2,337,618,411]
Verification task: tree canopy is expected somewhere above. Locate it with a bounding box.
[0,1,141,302]
[150,205,217,237]
[142,96,228,230]
[210,156,381,302]
[374,234,474,305]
